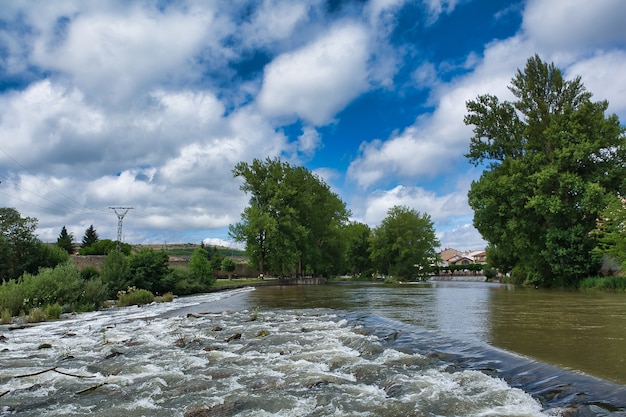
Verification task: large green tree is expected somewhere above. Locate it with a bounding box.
[465,55,626,286]
[0,208,41,282]
[369,205,439,280]
[229,157,350,277]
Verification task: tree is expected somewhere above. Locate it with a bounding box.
[81,225,99,249]
[0,207,41,282]
[343,222,373,277]
[188,247,215,286]
[229,157,350,277]
[127,248,170,294]
[220,257,236,279]
[56,226,75,254]
[369,205,440,280]
[465,55,626,286]
[100,250,130,297]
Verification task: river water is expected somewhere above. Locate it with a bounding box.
[1,282,625,416]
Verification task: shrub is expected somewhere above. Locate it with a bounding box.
[80,278,109,311]
[101,251,130,297]
[28,307,46,323]
[117,287,154,307]
[80,266,100,281]
[44,303,63,320]
[579,276,626,291]
[20,261,83,310]
[1,308,11,324]
[0,279,25,316]
[155,292,174,303]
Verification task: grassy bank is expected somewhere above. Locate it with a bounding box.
[579,276,626,292]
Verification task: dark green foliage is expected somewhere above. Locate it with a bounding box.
[30,243,70,271]
[343,222,373,276]
[81,225,99,249]
[80,265,101,281]
[188,248,215,286]
[100,250,130,297]
[0,207,41,282]
[56,226,75,254]
[127,248,170,294]
[465,55,626,287]
[230,157,350,277]
[169,268,209,295]
[369,205,440,280]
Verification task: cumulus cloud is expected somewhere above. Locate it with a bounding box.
[256,22,371,125]
[28,4,219,104]
[360,185,472,226]
[523,0,626,52]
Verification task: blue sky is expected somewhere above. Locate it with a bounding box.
[1,0,625,251]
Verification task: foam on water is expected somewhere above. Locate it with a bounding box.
[0,289,565,416]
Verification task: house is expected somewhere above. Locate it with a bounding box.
[437,248,486,266]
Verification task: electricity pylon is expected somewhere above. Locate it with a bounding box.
[109,207,133,252]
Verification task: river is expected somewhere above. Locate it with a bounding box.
[1,281,625,416]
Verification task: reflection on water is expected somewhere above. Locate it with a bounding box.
[243,281,626,385]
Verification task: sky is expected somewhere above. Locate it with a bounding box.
[1,0,625,251]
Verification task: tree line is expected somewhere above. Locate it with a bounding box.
[229,157,440,281]
[0,208,237,320]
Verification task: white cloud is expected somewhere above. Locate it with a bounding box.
[523,0,626,52]
[239,0,315,48]
[422,0,463,24]
[437,223,487,251]
[296,126,323,157]
[361,184,472,226]
[564,50,626,119]
[256,22,371,125]
[29,4,221,104]
[203,237,244,249]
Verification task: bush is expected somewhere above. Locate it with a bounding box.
[0,279,25,316]
[44,303,63,320]
[483,266,497,280]
[117,287,154,307]
[127,249,170,294]
[20,261,83,310]
[579,276,626,291]
[81,278,109,311]
[80,266,100,281]
[101,251,130,297]
[1,308,11,324]
[168,267,212,295]
[28,307,46,323]
[155,292,174,303]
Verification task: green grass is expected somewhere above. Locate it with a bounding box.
[579,276,626,291]
[214,278,268,287]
